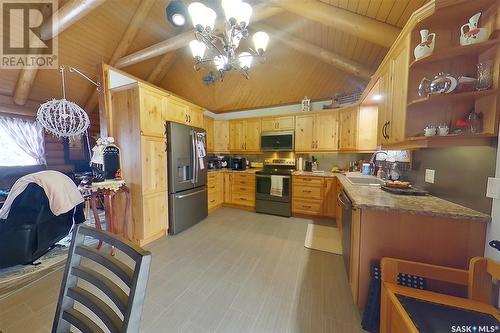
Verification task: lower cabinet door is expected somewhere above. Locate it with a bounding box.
[140,191,168,242]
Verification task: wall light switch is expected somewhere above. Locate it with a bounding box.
[486,177,500,199]
[425,169,435,184]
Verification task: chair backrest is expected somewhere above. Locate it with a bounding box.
[52,224,152,333]
[468,257,500,304]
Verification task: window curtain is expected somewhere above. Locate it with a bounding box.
[0,116,46,165]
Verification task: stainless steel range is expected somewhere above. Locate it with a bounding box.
[255,158,295,217]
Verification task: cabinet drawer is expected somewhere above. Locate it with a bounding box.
[232,193,255,207]
[293,185,323,200]
[232,173,255,182]
[231,183,255,193]
[292,199,323,215]
[293,176,324,187]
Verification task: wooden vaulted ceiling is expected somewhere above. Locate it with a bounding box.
[1,0,429,114]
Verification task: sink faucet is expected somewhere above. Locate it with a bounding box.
[369,151,388,177]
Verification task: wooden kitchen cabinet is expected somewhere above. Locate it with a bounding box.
[261,116,295,131]
[140,87,165,137]
[213,120,230,152]
[141,135,167,194]
[229,118,261,152]
[165,96,204,128]
[292,176,325,215]
[357,105,379,151]
[208,172,224,212]
[295,113,338,151]
[223,173,232,203]
[230,173,255,207]
[204,116,214,152]
[339,106,359,151]
[323,178,337,219]
[376,36,409,146]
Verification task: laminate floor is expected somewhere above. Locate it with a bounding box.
[0,207,367,333]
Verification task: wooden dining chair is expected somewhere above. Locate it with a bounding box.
[52,224,152,333]
[380,256,500,333]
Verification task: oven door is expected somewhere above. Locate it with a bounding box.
[256,174,291,202]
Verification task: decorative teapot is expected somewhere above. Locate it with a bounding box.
[460,12,490,46]
[418,73,458,97]
[414,29,436,60]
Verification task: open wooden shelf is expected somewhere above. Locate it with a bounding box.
[382,133,497,150]
[409,39,500,68]
[407,89,499,108]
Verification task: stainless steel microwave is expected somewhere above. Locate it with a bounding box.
[261,131,294,151]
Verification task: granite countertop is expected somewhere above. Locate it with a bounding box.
[292,171,490,223]
[208,168,261,174]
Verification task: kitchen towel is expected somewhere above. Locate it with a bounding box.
[270,175,284,197]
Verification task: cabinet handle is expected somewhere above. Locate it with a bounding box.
[189,115,191,122]
[302,205,312,208]
[210,199,216,203]
[240,188,246,191]
[303,190,312,193]
[386,121,391,140]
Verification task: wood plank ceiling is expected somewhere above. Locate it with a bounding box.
[1,0,428,114]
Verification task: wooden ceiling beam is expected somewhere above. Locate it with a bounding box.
[268,0,400,48]
[83,0,156,112]
[256,23,373,80]
[114,3,283,69]
[13,0,107,106]
[147,52,178,85]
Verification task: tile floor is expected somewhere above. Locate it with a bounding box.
[0,207,367,333]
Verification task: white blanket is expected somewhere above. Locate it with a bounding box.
[270,175,284,197]
[0,170,84,220]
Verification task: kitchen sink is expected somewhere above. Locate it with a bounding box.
[346,176,385,186]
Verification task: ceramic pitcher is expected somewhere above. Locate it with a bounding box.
[460,12,489,45]
[414,29,436,60]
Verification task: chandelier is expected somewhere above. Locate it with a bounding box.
[187,0,270,84]
[37,66,99,138]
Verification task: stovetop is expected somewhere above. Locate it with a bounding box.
[257,158,296,175]
[256,168,294,175]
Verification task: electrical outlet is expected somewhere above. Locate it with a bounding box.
[425,169,435,184]
[486,177,500,199]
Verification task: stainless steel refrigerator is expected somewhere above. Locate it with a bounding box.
[166,122,208,235]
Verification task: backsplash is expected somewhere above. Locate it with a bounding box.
[408,144,497,214]
[209,152,371,171]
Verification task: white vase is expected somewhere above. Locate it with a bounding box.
[460,12,490,46]
[414,29,436,60]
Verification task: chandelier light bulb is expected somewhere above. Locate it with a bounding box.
[239,52,253,69]
[188,2,207,29]
[222,0,242,23]
[189,40,206,59]
[205,7,217,31]
[253,31,269,53]
[237,2,253,26]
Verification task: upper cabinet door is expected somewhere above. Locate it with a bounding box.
[140,88,165,137]
[388,38,409,144]
[315,112,339,150]
[295,115,314,151]
[204,116,214,152]
[377,68,392,146]
[229,120,245,151]
[245,118,262,151]
[213,120,229,152]
[275,116,295,130]
[261,118,277,132]
[188,107,204,128]
[339,106,359,151]
[165,97,189,124]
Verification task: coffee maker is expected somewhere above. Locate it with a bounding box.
[231,157,247,170]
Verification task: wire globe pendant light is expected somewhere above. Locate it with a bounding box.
[37,66,91,138]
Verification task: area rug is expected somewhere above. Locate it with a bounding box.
[304,224,343,255]
[0,210,104,300]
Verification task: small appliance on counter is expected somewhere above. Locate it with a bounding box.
[231,157,247,170]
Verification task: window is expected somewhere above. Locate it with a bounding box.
[0,116,46,166]
[0,129,39,166]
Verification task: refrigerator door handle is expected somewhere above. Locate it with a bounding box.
[191,131,196,184]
